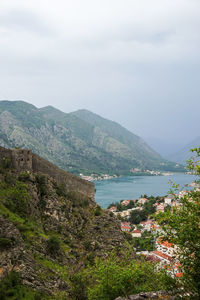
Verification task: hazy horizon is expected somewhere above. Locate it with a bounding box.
[0,0,199,148]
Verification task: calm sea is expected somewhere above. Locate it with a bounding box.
[94,173,197,208]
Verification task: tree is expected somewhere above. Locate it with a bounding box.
[156,147,200,297]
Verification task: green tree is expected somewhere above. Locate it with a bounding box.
[87,255,173,300]
[156,147,200,297]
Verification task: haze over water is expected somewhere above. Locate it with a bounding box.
[95,174,197,208]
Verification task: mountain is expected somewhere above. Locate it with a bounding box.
[0,146,126,298]
[143,136,185,159]
[167,136,200,164]
[0,100,183,174]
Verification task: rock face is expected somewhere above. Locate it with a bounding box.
[0,146,126,297]
[115,291,181,299]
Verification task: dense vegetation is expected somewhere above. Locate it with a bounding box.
[132,231,155,252]
[156,148,200,297]
[69,253,174,300]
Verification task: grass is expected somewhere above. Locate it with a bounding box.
[35,255,70,282]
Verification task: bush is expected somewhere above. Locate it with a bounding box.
[53,181,66,197]
[35,174,48,198]
[70,272,89,300]
[84,240,92,251]
[95,206,102,216]
[4,173,16,186]
[69,253,175,300]
[4,182,30,217]
[87,256,174,300]
[0,157,12,171]
[46,236,61,257]
[0,237,13,249]
[18,172,31,182]
[67,191,90,208]
[0,271,45,300]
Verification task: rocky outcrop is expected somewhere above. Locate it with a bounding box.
[0,147,126,297]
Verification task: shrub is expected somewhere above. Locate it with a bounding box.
[67,191,89,208]
[70,272,89,300]
[35,174,48,198]
[84,240,92,251]
[4,172,16,186]
[46,236,61,257]
[53,181,66,197]
[4,182,30,217]
[0,237,13,249]
[18,172,31,182]
[87,256,174,300]
[95,206,102,216]
[0,271,45,300]
[0,157,12,171]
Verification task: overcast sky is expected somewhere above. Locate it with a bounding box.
[0,0,199,147]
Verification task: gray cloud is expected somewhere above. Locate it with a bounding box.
[0,9,51,35]
[0,0,199,147]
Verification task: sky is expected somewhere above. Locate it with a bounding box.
[0,0,199,149]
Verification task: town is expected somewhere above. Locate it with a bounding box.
[108,183,200,278]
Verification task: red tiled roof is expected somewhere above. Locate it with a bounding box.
[153,251,172,261]
[121,222,130,226]
[121,225,131,229]
[176,273,183,278]
[132,230,141,233]
[146,255,161,262]
[157,238,173,248]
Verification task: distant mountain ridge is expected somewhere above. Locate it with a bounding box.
[0,100,182,174]
[166,136,200,164]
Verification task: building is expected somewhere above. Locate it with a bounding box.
[131,230,142,238]
[156,203,165,213]
[140,220,152,231]
[121,222,131,232]
[138,198,148,205]
[109,206,117,212]
[121,200,130,206]
[152,250,172,264]
[156,238,175,257]
[178,190,188,199]
[164,195,175,205]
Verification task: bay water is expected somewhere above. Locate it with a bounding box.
[94,173,197,208]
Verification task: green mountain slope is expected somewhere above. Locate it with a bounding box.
[0,100,183,174]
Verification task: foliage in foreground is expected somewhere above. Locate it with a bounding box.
[0,271,45,300]
[70,253,175,300]
[156,147,200,297]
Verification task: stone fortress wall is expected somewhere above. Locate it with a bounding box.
[0,146,94,199]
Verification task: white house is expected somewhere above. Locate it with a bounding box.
[131,230,142,238]
[138,198,148,205]
[164,195,175,205]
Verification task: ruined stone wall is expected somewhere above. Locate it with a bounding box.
[11,149,33,171]
[0,147,32,171]
[32,153,94,199]
[0,146,13,163]
[0,146,94,199]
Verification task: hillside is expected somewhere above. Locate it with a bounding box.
[0,146,126,298]
[0,100,183,175]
